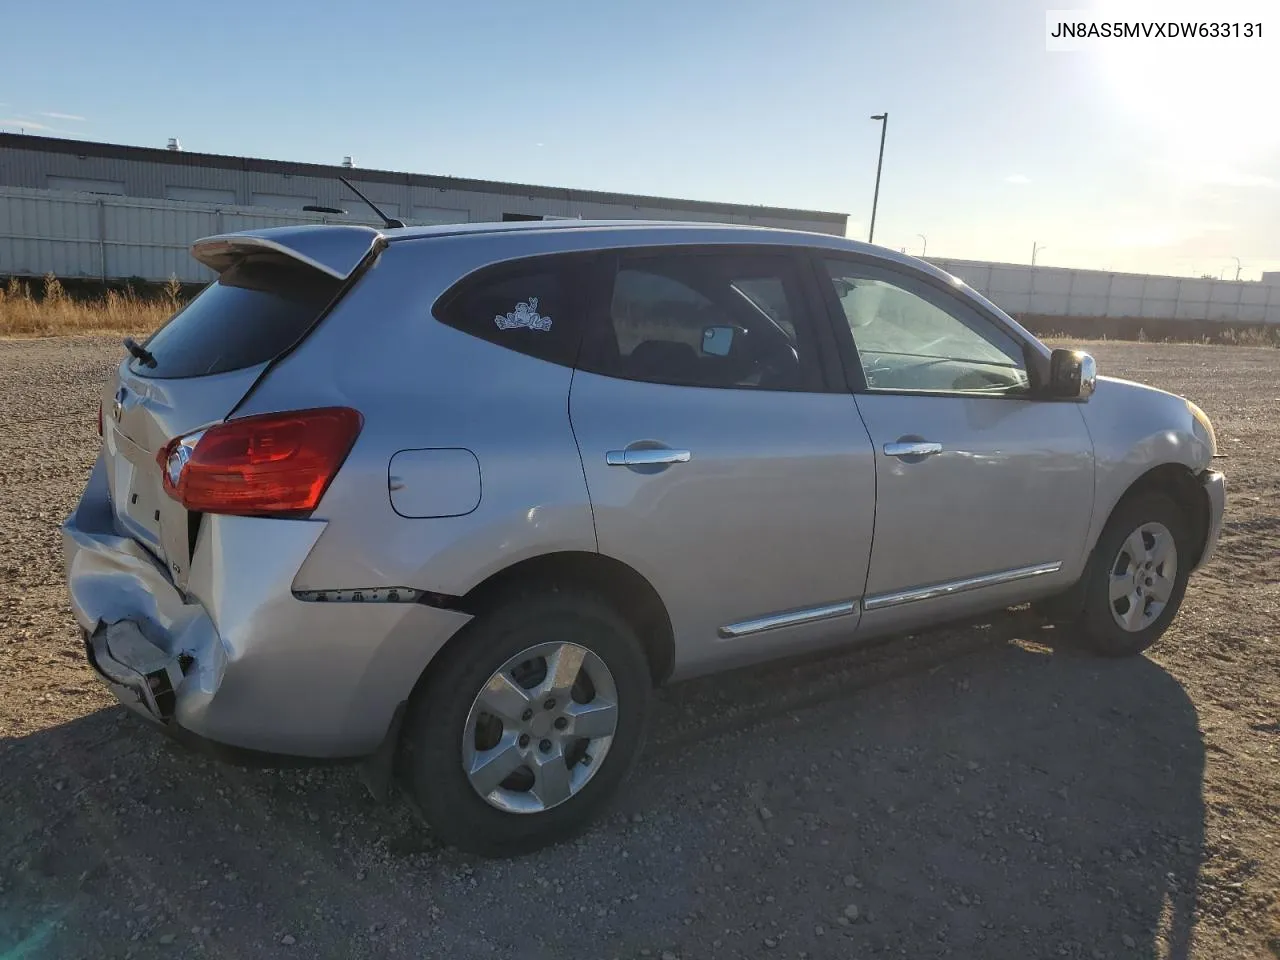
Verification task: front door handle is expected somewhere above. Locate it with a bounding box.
[884,441,942,458]
[606,448,692,467]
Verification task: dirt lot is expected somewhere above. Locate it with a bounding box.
[1,337,1276,960]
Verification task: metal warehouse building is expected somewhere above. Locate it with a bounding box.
[0,134,848,283]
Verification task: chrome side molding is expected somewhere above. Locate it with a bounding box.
[863,561,1062,612]
[718,599,858,640]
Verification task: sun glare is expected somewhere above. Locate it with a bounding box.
[1088,0,1280,165]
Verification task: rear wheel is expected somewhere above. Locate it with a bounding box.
[398,589,652,856]
[1072,494,1191,657]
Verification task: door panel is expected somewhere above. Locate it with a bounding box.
[570,372,876,677]
[814,254,1096,632]
[569,247,876,679]
[854,393,1094,630]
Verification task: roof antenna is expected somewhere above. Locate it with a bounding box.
[339,175,405,229]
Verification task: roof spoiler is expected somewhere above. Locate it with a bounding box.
[192,224,383,280]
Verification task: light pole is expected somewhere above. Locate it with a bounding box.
[1032,241,1047,266]
[1231,256,1242,281]
[916,233,928,257]
[868,112,888,244]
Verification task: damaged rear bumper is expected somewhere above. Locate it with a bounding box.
[64,453,474,759]
[85,619,186,724]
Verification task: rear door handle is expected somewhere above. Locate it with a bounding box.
[606,448,692,467]
[884,441,942,458]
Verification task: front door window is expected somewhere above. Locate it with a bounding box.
[824,261,1031,396]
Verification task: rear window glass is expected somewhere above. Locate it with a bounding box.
[433,256,584,367]
[133,254,342,378]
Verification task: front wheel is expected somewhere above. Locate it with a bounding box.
[1073,493,1192,657]
[398,589,652,856]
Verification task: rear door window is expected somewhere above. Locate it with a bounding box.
[133,253,342,379]
[577,250,825,392]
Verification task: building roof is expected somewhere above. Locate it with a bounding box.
[0,133,848,225]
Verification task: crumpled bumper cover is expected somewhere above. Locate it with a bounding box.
[63,453,474,758]
[86,619,186,724]
[1196,469,1226,569]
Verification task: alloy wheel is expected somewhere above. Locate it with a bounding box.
[1108,521,1178,632]
[461,641,619,814]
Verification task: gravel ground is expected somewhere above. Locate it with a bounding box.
[1,337,1277,960]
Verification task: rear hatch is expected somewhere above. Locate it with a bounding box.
[102,225,379,587]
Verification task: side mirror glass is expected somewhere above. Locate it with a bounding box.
[701,325,735,357]
[1048,348,1097,399]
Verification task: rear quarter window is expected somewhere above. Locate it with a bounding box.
[134,253,342,379]
[432,255,588,367]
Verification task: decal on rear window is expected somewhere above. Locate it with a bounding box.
[494,297,553,332]
[434,258,580,366]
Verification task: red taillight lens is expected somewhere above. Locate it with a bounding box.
[97,401,103,437]
[158,407,362,517]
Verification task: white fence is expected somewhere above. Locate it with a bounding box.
[929,257,1280,325]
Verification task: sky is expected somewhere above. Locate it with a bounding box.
[1,0,1277,278]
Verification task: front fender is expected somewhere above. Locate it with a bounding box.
[1078,376,1214,555]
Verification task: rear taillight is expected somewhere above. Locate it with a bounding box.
[157,407,362,517]
[97,401,103,436]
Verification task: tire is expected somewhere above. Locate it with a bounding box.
[398,587,653,856]
[1072,493,1192,657]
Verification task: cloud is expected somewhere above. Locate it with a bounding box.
[1004,174,1032,185]
[0,118,53,131]
[41,111,85,122]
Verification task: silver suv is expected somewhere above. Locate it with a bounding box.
[64,220,1225,854]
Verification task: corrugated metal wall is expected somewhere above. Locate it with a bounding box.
[930,257,1280,325]
[0,186,392,282]
[0,185,841,284]
[0,143,844,235]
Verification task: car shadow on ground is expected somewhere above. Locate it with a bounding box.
[1,621,1205,960]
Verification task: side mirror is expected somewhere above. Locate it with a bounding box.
[701,325,735,357]
[1048,348,1097,400]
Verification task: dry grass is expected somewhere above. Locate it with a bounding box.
[1190,325,1280,346]
[1044,327,1280,347]
[0,275,181,338]
[1022,312,1280,348]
